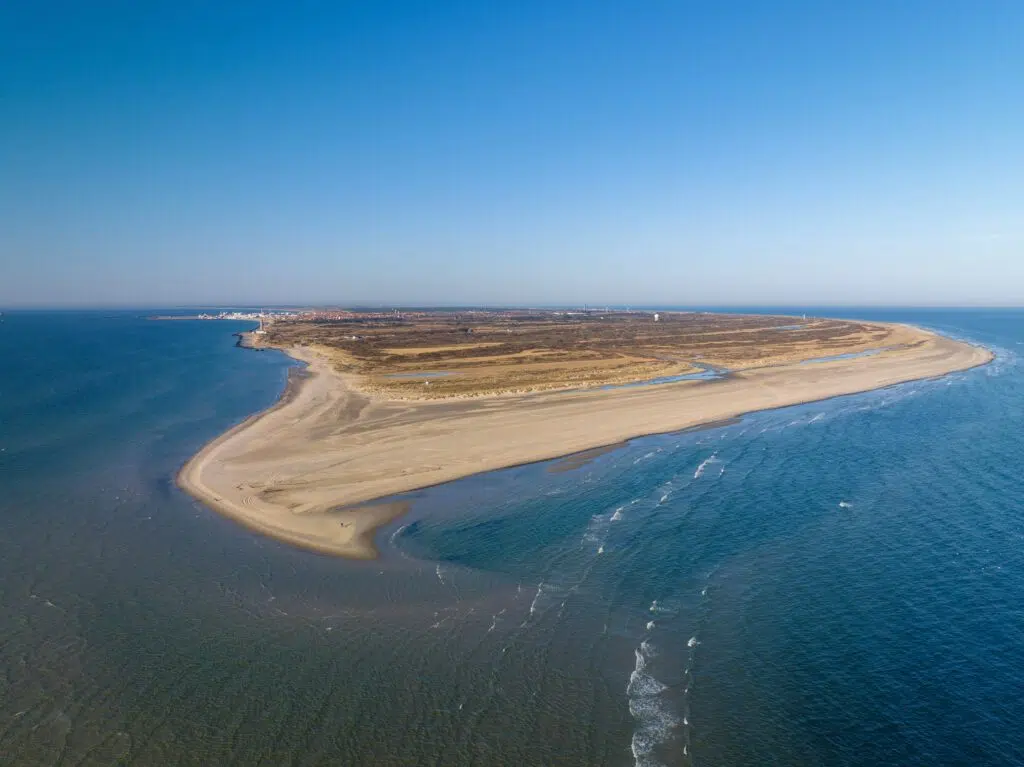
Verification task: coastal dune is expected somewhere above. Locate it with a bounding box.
[178,326,991,558]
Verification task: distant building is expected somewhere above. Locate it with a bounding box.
[653,313,660,322]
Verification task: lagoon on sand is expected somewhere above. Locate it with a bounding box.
[2,309,1023,765]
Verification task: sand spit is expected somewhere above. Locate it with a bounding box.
[178,327,992,558]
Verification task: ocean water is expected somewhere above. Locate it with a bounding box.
[0,309,1022,766]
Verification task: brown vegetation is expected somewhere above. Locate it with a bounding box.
[260,310,917,399]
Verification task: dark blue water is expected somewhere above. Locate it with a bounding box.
[0,309,1021,766]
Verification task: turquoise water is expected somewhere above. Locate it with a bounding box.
[0,309,1021,765]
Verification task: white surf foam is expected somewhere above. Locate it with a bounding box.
[646,620,655,631]
[694,452,718,479]
[627,641,678,767]
[528,582,544,616]
[582,512,610,552]
[487,608,506,633]
[634,449,660,465]
[611,508,624,521]
[648,599,678,616]
[839,501,853,509]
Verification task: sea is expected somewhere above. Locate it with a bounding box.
[0,308,1022,766]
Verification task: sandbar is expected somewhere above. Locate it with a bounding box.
[178,325,992,558]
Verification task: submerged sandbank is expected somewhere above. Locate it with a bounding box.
[178,325,992,558]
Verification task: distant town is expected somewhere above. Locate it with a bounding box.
[151,306,676,323]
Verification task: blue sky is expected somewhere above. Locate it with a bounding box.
[2,1,1022,307]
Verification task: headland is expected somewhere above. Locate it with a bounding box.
[176,310,993,558]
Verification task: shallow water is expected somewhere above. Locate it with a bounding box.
[799,348,886,364]
[599,365,723,390]
[1,309,1022,765]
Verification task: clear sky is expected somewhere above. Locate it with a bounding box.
[3,1,1022,307]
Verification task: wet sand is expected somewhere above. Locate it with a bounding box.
[178,326,992,557]
[548,442,631,474]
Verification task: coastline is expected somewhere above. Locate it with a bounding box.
[178,325,994,558]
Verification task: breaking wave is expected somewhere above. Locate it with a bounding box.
[694,452,719,479]
[628,640,678,767]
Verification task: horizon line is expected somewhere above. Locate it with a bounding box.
[3,302,1024,312]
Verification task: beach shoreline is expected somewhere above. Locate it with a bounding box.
[177,324,993,558]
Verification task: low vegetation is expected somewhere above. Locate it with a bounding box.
[261,310,914,399]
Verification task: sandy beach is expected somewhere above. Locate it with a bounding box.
[178,326,992,558]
